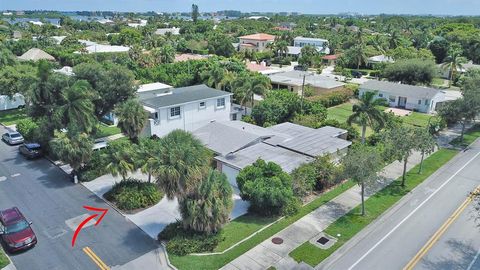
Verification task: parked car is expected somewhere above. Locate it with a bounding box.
[19,143,43,159]
[351,70,363,78]
[2,132,24,145]
[0,207,37,252]
[294,65,308,71]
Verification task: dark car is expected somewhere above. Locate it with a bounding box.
[294,65,308,71]
[19,143,43,159]
[351,70,363,78]
[2,132,24,145]
[0,207,37,252]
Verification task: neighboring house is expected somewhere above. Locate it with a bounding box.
[193,121,351,187]
[12,31,22,39]
[50,35,67,45]
[81,44,130,54]
[97,19,114,25]
[294,37,329,50]
[174,53,209,62]
[154,27,180,36]
[18,48,55,62]
[360,80,449,114]
[268,70,345,96]
[322,54,339,66]
[0,94,25,111]
[238,33,275,52]
[439,61,480,79]
[127,19,147,28]
[53,66,74,76]
[141,85,233,137]
[368,54,394,65]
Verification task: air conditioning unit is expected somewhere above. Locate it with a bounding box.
[154,120,160,125]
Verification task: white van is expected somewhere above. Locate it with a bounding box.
[0,94,25,111]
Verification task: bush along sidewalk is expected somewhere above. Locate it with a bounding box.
[103,178,163,212]
[289,148,458,267]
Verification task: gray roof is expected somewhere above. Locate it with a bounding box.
[193,122,264,156]
[18,48,55,61]
[361,80,441,100]
[269,71,345,89]
[141,84,231,109]
[215,143,313,172]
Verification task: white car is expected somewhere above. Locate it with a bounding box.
[2,132,24,145]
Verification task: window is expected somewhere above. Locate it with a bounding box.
[199,101,206,109]
[425,99,429,106]
[170,106,180,118]
[216,98,225,108]
[154,112,158,119]
[378,93,383,98]
[232,114,237,121]
[418,100,422,105]
[389,96,396,103]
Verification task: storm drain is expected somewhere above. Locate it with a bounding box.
[316,236,330,245]
[310,233,337,249]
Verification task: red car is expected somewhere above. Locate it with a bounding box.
[0,207,37,252]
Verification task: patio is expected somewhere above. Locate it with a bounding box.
[384,107,413,116]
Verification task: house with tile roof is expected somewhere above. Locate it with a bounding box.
[238,33,275,52]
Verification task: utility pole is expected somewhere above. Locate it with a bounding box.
[300,72,313,113]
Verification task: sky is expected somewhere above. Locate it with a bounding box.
[1,0,480,16]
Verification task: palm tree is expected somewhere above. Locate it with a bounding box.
[219,71,237,92]
[50,131,93,182]
[389,30,402,49]
[154,130,211,200]
[352,44,368,70]
[200,66,226,89]
[274,40,289,58]
[441,45,467,87]
[179,169,233,233]
[136,138,161,183]
[233,74,271,115]
[159,44,175,64]
[59,80,96,134]
[104,140,136,181]
[115,99,148,143]
[347,91,388,144]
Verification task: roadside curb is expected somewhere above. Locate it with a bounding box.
[160,242,178,270]
[1,253,17,270]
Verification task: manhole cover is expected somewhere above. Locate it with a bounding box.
[272,237,283,245]
[317,237,330,245]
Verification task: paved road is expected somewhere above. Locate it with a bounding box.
[0,126,159,270]
[318,139,480,270]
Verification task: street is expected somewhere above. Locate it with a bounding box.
[0,126,159,270]
[318,139,480,270]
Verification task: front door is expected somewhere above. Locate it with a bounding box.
[398,97,407,108]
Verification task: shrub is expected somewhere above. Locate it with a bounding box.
[159,221,222,256]
[237,159,298,216]
[104,178,163,210]
[382,59,437,85]
[16,118,38,141]
[307,88,353,108]
[291,163,317,197]
[78,150,108,182]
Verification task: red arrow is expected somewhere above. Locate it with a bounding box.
[71,206,109,247]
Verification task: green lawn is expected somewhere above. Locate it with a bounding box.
[432,77,447,87]
[214,214,277,252]
[170,180,356,270]
[0,108,29,126]
[289,148,459,267]
[401,112,432,128]
[0,248,8,268]
[450,125,480,147]
[94,124,122,139]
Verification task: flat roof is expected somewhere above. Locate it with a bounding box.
[239,33,276,41]
[137,82,173,93]
[294,36,328,42]
[141,84,231,109]
[269,71,345,89]
[361,80,441,100]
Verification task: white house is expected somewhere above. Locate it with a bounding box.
[193,121,351,188]
[141,85,233,137]
[293,36,330,54]
[154,27,180,36]
[0,94,25,111]
[136,82,173,100]
[360,81,447,114]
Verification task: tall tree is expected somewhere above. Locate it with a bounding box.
[50,131,93,182]
[179,169,233,234]
[191,4,199,23]
[441,44,467,87]
[233,74,271,115]
[115,99,148,143]
[383,126,420,186]
[342,145,383,216]
[136,138,161,183]
[154,130,211,200]
[104,140,136,181]
[415,128,437,174]
[200,66,226,89]
[347,91,388,144]
[58,80,96,134]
